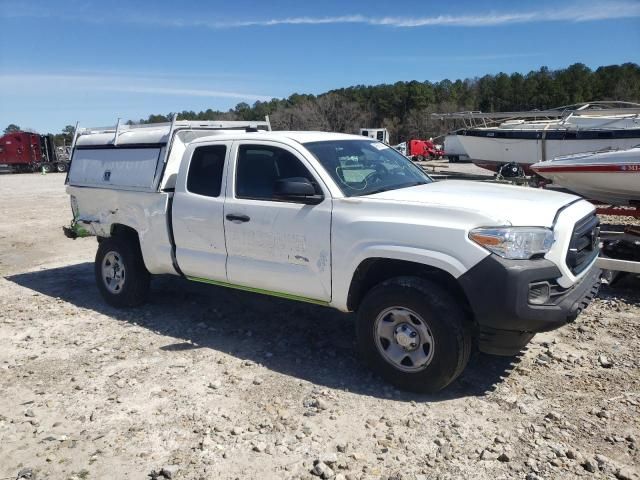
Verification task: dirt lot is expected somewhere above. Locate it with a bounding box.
[0,172,638,480]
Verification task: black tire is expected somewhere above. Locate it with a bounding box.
[95,235,150,308]
[356,276,471,393]
[449,155,458,163]
[41,163,53,173]
[56,162,68,173]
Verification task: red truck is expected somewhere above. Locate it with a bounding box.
[407,139,443,161]
[0,131,68,173]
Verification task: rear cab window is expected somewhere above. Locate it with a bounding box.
[187,145,226,197]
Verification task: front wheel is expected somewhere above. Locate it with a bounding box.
[356,276,471,393]
[95,236,150,307]
[56,162,68,173]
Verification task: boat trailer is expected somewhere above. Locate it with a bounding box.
[594,204,640,219]
[597,225,640,281]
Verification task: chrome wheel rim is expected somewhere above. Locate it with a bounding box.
[102,251,126,294]
[374,306,435,372]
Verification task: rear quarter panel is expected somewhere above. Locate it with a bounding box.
[66,185,176,275]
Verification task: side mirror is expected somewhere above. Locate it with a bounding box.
[274,177,323,205]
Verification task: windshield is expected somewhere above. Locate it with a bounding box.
[304,139,432,197]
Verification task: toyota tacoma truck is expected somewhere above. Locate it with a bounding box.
[64,117,601,393]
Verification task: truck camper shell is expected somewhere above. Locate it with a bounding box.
[67,116,271,192]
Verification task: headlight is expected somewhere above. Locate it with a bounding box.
[469,227,554,259]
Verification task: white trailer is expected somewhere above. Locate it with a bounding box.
[360,128,389,144]
[444,131,470,163]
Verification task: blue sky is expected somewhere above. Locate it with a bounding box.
[1,0,639,133]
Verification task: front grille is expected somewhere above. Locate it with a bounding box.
[566,213,600,274]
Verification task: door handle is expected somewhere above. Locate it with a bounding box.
[225,214,250,223]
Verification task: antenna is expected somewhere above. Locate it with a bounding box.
[113,118,121,146]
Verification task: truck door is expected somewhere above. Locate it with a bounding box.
[224,141,332,303]
[172,141,231,281]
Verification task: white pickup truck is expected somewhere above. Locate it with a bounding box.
[64,118,601,392]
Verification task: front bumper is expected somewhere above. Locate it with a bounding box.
[459,254,601,355]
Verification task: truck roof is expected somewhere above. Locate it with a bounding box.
[188,130,365,146]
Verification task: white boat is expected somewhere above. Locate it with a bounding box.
[451,103,640,173]
[531,146,640,206]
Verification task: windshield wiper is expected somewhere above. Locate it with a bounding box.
[361,186,397,195]
[363,181,428,196]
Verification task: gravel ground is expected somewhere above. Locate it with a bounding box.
[0,173,638,480]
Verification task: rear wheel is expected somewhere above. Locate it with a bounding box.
[56,162,68,173]
[357,276,471,393]
[95,236,150,307]
[41,163,53,173]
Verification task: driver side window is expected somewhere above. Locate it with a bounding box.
[235,145,318,201]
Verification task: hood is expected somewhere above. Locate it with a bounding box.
[365,180,579,227]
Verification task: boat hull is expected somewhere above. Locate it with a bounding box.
[457,129,640,172]
[531,148,640,205]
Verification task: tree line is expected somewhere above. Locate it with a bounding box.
[5,62,640,145]
[134,63,640,144]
